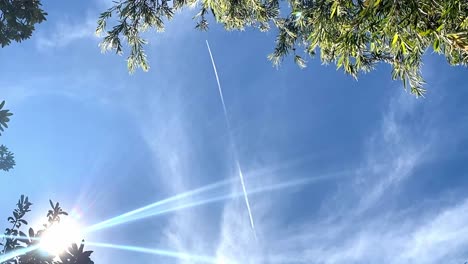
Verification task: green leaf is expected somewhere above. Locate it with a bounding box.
[392,33,399,47]
[337,55,345,68]
[28,228,34,239]
[433,38,440,52]
[436,24,444,32]
[419,30,431,37]
[330,1,338,19]
[294,55,307,68]
[401,42,407,54]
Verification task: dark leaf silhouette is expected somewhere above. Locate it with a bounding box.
[57,241,94,264]
[0,1,47,47]
[0,101,13,135]
[0,100,15,172]
[1,196,95,264]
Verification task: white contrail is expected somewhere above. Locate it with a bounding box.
[206,40,257,239]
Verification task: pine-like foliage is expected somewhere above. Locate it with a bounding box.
[0,0,47,47]
[97,0,468,96]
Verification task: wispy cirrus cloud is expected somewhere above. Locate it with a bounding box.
[264,197,468,264]
[352,92,434,214]
[5,1,468,263]
[35,16,98,50]
[210,89,465,264]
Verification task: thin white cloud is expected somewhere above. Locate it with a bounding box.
[136,82,220,262]
[17,11,459,262]
[210,89,466,264]
[398,198,468,263]
[35,16,97,50]
[352,92,434,214]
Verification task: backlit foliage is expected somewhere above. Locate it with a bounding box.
[0,196,94,264]
[97,0,468,96]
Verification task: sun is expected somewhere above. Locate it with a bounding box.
[217,255,233,264]
[40,218,83,255]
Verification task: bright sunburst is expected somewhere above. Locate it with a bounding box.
[40,218,83,256]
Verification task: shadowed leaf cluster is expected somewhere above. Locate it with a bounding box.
[0,101,15,172]
[0,145,15,172]
[0,0,47,47]
[0,101,13,135]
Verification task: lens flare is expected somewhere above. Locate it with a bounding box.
[0,245,39,263]
[0,173,342,263]
[85,179,233,233]
[85,241,218,263]
[85,174,335,234]
[40,218,83,255]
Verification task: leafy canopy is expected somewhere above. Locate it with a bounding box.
[0,0,47,47]
[97,0,468,96]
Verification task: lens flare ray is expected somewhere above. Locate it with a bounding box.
[0,245,39,263]
[0,174,342,263]
[87,156,315,233]
[85,178,233,232]
[85,173,338,234]
[206,39,257,239]
[85,241,218,263]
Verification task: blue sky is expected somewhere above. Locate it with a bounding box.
[1,1,468,263]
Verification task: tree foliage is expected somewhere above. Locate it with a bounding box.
[0,101,15,172]
[0,145,15,172]
[0,195,94,264]
[97,0,468,96]
[0,101,13,135]
[56,243,94,264]
[0,0,47,47]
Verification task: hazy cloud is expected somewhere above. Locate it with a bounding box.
[36,17,97,50]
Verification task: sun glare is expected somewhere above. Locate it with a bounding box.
[217,255,231,264]
[40,218,83,256]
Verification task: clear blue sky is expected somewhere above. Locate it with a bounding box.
[1,1,468,263]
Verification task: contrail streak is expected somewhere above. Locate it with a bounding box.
[206,40,257,239]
